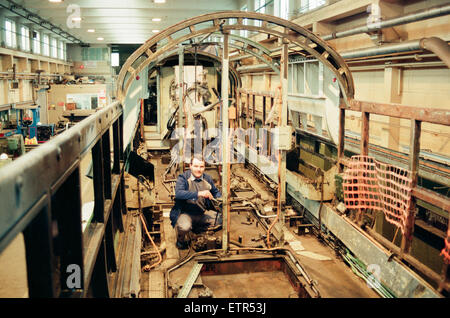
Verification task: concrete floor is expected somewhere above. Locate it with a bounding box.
[0,233,28,298]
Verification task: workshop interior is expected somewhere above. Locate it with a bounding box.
[0,0,449,299]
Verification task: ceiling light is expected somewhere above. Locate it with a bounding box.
[49,0,63,3]
[71,17,82,21]
[97,37,104,41]
[152,18,161,22]
[154,0,166,3]
[87,29,95,32]
[152,30,160,33]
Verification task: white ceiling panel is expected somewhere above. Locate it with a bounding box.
[9,0,240,44]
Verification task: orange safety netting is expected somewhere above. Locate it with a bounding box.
[342,155,414,235]
[441,220,450,264]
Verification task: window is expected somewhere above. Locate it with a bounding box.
[51,38,57,58]
[20,26,30,51]
[254,0,265,26]
[240,5,248,38]
[32,31,40,54]
[275,0,289,19]
[43,35,49,56]
[111,52,120,67]
[5,20,17,48]
[58,41,64,59]
[255,0,265,13]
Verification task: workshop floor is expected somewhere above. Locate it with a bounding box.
[141,154,380,298]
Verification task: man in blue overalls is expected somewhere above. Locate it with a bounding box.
[170,155,222,249]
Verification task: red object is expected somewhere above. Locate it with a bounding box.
[333,77,337,82]
[441,220,450,264]
[136,75,140,80]
[80,64,85,69]
[343,155,414,236]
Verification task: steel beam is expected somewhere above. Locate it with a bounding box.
[222,31,230,252]
[343,99,450,126]
[178,46,184,173]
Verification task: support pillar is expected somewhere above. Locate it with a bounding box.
[221,31,230,252]
[384,67,402,151]
[178,46,184,173]
[277,39,289,245]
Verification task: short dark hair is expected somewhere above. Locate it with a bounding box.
[190,154,205,165]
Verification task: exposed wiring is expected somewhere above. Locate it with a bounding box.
[341,248,396,298]
[137,176,162,271]
[140,213,162,271]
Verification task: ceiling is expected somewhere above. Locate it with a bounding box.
[6,0,241,44]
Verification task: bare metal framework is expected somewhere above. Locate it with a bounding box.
[148,46,242,88]
[117,11,355,103]
[0,102,128,297]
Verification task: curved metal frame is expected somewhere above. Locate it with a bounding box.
[147,46,242,89]
[117,11,354,103]
[143,31,280,87]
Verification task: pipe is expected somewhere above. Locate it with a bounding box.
[242,200,277,218]
[349,61,445,71]
[346,53,436,63]
[341,39,425,59]
[236,64,272,72]
[419,37,450,68]
[322,4,450,41]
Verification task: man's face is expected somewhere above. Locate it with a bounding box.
[190,158,205,179]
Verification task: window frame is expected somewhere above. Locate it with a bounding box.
[5,19,17,48]
[32,31,41,54]
[20,25,30,51]
[43,34,50,56]
[51,37,58,58]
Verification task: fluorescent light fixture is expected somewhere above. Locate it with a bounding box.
[152,30,160,33]
[97,37,104,41]
[71,17,82,21]
[152,18,161,22]
[87,29,95,33]
[154,0,166,3]
[49,0,63,3]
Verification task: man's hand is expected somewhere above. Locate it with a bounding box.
[198,190,213,199]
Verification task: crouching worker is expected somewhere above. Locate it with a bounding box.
[169,155,222,249]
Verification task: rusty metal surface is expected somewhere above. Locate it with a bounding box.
[200,255,311,298]
[147,46,242,89]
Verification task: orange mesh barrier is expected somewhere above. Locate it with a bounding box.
[342,155,413,235]
[441,220,450,264]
